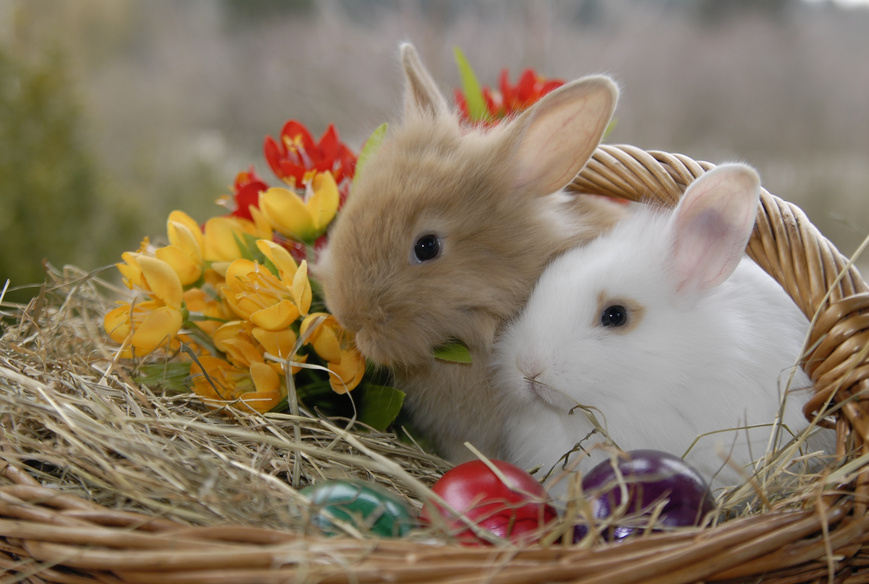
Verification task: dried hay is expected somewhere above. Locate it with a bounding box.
[0,265,449,536]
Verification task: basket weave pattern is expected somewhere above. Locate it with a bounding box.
[2,144,869,583]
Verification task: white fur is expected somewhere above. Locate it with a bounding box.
[493,165,829,493]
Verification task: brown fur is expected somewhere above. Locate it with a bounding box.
[316,44,626,461]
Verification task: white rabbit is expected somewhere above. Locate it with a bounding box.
[493,164,828,492]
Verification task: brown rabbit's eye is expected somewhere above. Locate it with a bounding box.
[600,305,628,328]
[412,234,442,263]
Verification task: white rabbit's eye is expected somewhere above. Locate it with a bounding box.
[411,234,442,264]
[600,305,628,328]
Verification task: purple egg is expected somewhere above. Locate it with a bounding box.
[574,449,715,541]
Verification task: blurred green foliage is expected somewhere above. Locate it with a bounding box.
[0,2,226,307]
[0,44,110,304]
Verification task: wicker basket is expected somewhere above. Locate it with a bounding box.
[1,144,868,584]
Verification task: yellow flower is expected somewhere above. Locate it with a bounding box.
[104,298,184,359]
[221,250,312,331]
[201,216,263,276]
[105,253,187,358]
[182,286,229,338]
[211,320,305,376]
[105,219,198,359]
[252,326,304,366]
[249,205,274,240]
[190,356,284,414]
[259,171,338,242]
[115,254,184,308]
[222,259,298,330]
[168,210,204,250]
[212,320,265,369]
[116,248,149,290]
[300,313,366,394]
[256,239,312,316]
[154,211,204,287]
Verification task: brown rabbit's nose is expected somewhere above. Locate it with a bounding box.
[324,300,366,332]
[329,311,358,334]
[332,310,384,337]
[327,310,390,363]
[352,326,394,367]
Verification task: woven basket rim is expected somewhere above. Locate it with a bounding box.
[2,144,868,584]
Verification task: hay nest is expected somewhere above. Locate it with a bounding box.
[1,144,868,583]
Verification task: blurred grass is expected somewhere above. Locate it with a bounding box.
[0,41,128,305]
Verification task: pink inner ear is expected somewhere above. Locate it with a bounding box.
[668,165,760,299]
[513,101,602,192]
[672,208,744,297]
[510,78,617,195]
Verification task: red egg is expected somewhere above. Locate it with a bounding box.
[422,459,557,545]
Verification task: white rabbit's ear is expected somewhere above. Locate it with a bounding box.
[400,43,449,119]
[508,76,618,195]
[668,164,762,299]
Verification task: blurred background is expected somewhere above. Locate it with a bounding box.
[0,0,867,304]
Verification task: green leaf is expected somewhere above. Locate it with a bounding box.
[353,123,387,187]
[268,396,289,413]
[230,231,282,276]
[433,341,472,364]
[357,385,406,431]
[453,47,488,123]
[134,362,192,392]
[231,231,256,262]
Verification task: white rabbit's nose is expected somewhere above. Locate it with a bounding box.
[515,354,575,411]
[517,358,543,383]
[516,356,549,398]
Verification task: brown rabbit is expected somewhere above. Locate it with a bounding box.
[317,44,626,462]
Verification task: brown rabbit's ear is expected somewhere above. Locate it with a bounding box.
[508,76,618,195]
[400,43,449,119]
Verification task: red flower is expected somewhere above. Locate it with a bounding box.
[264,121,357,192]
[456,69,565,125]
[227,167,269,221]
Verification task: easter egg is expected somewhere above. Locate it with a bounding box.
[422,459,557,545]
[575,449,715,541]
[301,478,417,538]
